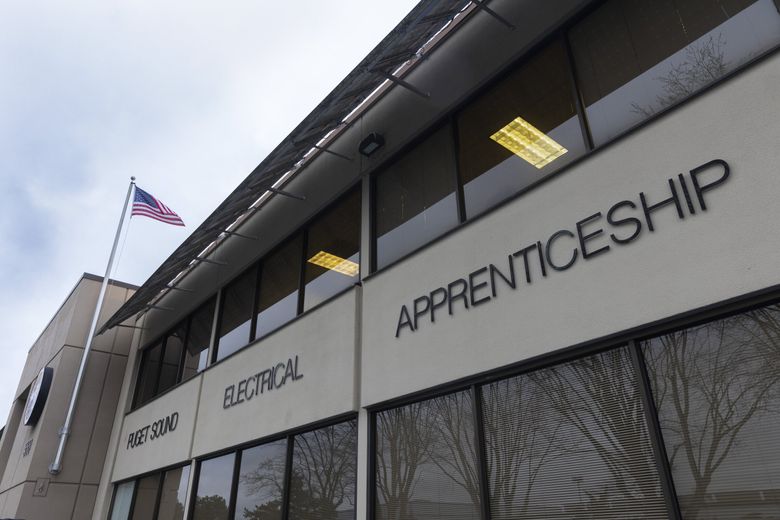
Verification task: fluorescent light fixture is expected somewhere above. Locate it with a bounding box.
[490,116,567,169]
[308,251,359,277]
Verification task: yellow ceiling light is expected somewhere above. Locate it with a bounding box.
[490,116,567,169]
[307,251,359,277]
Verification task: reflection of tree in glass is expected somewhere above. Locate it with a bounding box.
[238,450,285,519]
[631,34,728,117]
[428,392,480,507]
[532,349,664,513]
[193,494,228,520]
[289,421,357,520]
[643,307,780,520]
[481,376,565,518]
[375,402,436,520]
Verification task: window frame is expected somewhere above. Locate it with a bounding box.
[108,462,193,520]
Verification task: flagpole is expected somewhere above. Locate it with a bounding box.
[49,177,136,475]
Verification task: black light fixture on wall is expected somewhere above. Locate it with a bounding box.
[358,133,385,157]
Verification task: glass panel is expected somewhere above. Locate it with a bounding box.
[193,453,235,520]
[289,420,358,520]
[158,465,191,520]
[110,481,135,520]
[158,324,186,394]
[216,268,258,362]
[375,125,459,270]
[642,304,780,519]
[136,342,162,406]
[457,39,587,218]
[303,189,361,311]
[131,474,161,520]
[184,297,216,380]
[234,439,287,520]
[482,347,668,519]
[375,391,480,520]
[570,0,780,146]
[255,235,302,339]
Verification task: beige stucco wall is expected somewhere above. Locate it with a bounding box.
[0,275,135,520]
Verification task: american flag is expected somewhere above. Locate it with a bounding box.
[131,186,185,226]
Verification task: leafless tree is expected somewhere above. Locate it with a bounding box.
[375,402,437,520]
[632,34,728,117]
[480,376,566,518]
[643,311,780,520]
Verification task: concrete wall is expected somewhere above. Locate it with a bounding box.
[0,276,135,520]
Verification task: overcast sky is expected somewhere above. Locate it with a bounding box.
[0,1,419,424]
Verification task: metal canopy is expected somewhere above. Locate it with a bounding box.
[101,0,480,333]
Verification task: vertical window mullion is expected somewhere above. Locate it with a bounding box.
[250,264,261,343]
[562,31,595,150]
[176,319,191,384]
[133,350,148,409]
[471,385,492,520]
[281,435,295,520]
[127,478,140,520]
[228,451,241,520]
[151,470,165,520]
[187,461,201,520]
[369,174,378,274]
[152,339,166,397]
[628,340,683,520]
[367,411,377,520]
[211,289,226,364]
[296,229,308,316]
[451,117,467,224]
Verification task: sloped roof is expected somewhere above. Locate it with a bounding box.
[102,0,477,332]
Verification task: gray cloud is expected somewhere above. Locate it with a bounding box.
[0,0,418,423]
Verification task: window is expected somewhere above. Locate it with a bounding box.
[642,303,780,519]
[303,188,361,311]
[109,465,192,520]
[192,453,236,520]
[135,342,162,407]
[110,481,135,520]
[289,421,358,520]
[255,234,303,339]
[158,465,191,520]
[374,125,460,270]
[189,419,357,520]
[133,297,216,409]
[216,267,259,362]
[570,0,780,146]
[131,474,161,520]
[457,38,588,219]
[183,298,216,381]
[235,439,287,520]
[482,348,667,519]
[158,322,186,394]
[375,390,480,520]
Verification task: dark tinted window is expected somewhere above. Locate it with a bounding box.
[570,0,780,145]
[216,267,258,362]
[457,39,587,218]
[184,297,216,380]
[193,453,235,520]
[375,125,459,269]
[642,304,780,519]
[158,465,190,520]
[136,342,162,406]
[304,189,361,311]
[289,420,358,520]
[235,439,287,520]
[131,474,161,520]
[158,323,186,394]
[482,347,667,518]
[255,235,303,338]
[375,391,480,520]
